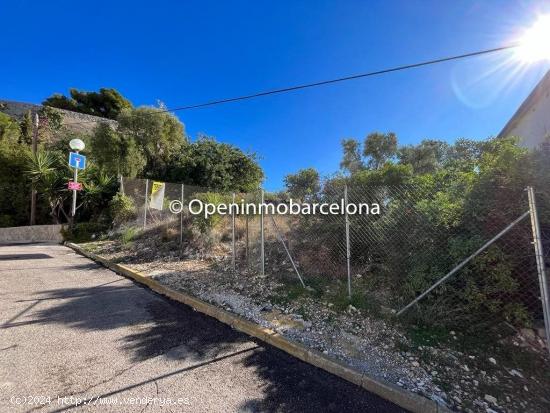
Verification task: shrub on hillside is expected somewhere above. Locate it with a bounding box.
[191,192,232,234]
[109,193,137,226]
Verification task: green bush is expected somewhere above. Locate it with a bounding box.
[63,222,109,242]
[121,226,140,245]
[191,192,232,233]
[109,193,136,226]
[0,214,15,228]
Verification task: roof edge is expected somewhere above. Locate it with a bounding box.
[497,69,550,139]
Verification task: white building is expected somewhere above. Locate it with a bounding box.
[498,70,550,149]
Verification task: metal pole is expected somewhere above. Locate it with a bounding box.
[398,210,530,316]
[260,189,265,276]
[71,167,78,217]
[270,215,305,287]
[527,186,550,355]
[345,185,352,299]
[232,192,236,271]
[245,213,249,266]
[180,184,184,246]
[143,179,149,229]
[29,112,39,225]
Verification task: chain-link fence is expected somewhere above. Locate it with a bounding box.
[119,176,550,354]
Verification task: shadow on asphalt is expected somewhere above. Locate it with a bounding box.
[15,282,407,412]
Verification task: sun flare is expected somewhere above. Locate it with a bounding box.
[515,15,550,62]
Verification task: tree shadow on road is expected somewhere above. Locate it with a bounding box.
[15,280,407,413]
[238,346,407,413]
[17,283,248,363]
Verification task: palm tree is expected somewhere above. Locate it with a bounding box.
[77,167,114,214]
[25,151,71,224]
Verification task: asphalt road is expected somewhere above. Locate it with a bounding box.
[0,243,407,413]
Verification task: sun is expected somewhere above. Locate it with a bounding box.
[515,15,550,62]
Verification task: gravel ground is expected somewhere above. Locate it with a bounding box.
[80,233,550,413]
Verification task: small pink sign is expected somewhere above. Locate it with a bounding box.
[68,181,82,191]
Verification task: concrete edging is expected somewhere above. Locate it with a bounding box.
[66,242,453,413]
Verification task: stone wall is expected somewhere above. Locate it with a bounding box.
[0,99,116,135]
[0,224,65,244]
[0,225,63,244]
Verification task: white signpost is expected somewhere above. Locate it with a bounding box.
[68,139,86,218]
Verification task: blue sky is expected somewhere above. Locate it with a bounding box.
[2,0,550,190]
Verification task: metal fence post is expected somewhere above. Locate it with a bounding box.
[143,179,149,229]
[119,175,124,195]
[527,186,550,355]
[260,189,265,276]
[232,192,236,271]
[180,184,184,246]
[345,184,352,299]
[245,213,249,266]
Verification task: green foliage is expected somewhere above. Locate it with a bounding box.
[0,136,30,227]
[363,132,398,169]
[0,112,21,142]
[116,107,186,178]
[109,193,137,225]
[340,138,364,174]
[191,191,232,233]
[121,226,140,245]
[0,110,70,227]
[284,168,320,200]
[90,123,145,177]
[1,94,264,228]
[168,135,263,192]
[77,167,118,220]
[350,162,414,188]
[313,134,548,332]
[43,88,132,119]
[18,111,33,145]
[62,222,109,242]
[23,148,117,224]
[24,150,70,224]
[399,139,450,174]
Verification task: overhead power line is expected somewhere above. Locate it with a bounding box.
[60,44,518,127]
[168,44,518,111]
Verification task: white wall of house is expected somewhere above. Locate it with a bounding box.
[498,71,550,149]
[506,90,550,149]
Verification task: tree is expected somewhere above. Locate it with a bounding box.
[363,132,397,169]
[0,112,20,143]
[18,111,33,145]
[168,135,264,192]
[340,138,364,175]
[446,138,484,168]
[284,168,320,200]
[0,134,31,227]
[116,107,187,178]
[24,151,70,224]
[43,88,132,119]
[399,139,449,174]
[90,123,145,177]
[24,150,117,224]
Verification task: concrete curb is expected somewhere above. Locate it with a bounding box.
[66,242,454,413]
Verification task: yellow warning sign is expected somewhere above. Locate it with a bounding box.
[150,181,165,210]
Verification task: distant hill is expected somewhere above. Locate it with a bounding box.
[0,99,116,135]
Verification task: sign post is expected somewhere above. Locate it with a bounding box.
[68,139,86,219]
[72,162,78,217]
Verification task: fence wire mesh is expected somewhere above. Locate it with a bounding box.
[119,176,549,352]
